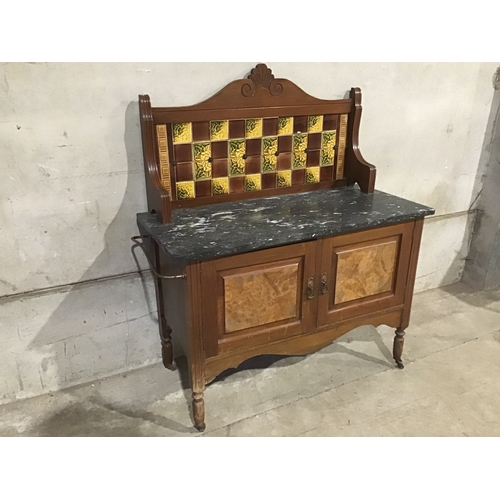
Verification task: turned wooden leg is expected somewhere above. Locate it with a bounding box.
[393,328,405,369]
[192,391,206,432]
[159,316,177,371]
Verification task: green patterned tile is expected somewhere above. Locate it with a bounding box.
[321,150,335,166]
[293,152,307,169]
[229,139,245,176]
[193,142,212,179]
[293,133,308,153]
[262,137,278,156]
[262,155,277,172]
[322,131,336,150]
[321,131,336,166]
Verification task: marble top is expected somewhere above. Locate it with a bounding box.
[136,186,434,262]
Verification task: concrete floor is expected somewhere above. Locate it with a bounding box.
[1,281,500,437]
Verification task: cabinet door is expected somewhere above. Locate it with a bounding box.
[317,222,414,326]
[200,242,316,357]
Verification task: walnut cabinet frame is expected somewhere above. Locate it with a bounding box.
[135,64,433,431]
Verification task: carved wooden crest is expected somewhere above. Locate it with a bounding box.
[241,64,284,97]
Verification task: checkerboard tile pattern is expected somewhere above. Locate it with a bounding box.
[156,114,347,200]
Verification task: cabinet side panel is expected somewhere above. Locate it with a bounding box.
[400,218,425,329]
[158,249,190,358]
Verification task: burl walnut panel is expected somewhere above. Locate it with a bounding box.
[222,261,300,333]
[334,239,398,304]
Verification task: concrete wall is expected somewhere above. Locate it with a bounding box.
[0,62,497,404]
[463,69,500,290]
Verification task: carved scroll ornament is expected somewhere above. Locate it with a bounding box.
[241,63,284,97]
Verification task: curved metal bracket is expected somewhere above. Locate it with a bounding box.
[131,235,186,280]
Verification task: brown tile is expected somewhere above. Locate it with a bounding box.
[246,138,262,156]
[174,143,193,162]
[307,150,321,167]
[175,162,194,181]
[211,141,228,159]
[212,159,228,178]
[261,172,277,189]
[277,153,292,170]
[263,118,278,137]
[195,179,212,198]
[245,156,261,174]
[320,165,334,181]
[323,114,338,131]
[292,169,305,185]
[278,135,292,152]
[192,121,210,142]
[229,176,245,194]
[293,116,308,133]
[229,120,245,139]
[307,133,322,150]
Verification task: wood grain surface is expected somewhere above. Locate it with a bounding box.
[223,262,299,333]
[334,240,397,304]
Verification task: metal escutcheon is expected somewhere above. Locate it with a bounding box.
[307,277,315,299]
[320,272,329,294]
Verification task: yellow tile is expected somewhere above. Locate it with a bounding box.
[245,174,261,191]
[210,120,228,141]
[278,117,293,135]
[308,115,323,133]
[277,170,291,187]
[245,119,262,138]
[172,122,192,144]
[306,166,320,183]
[212,177,229,195]
[176,181,195,199]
